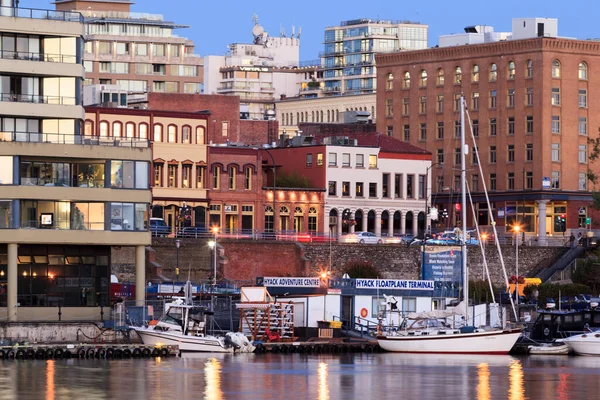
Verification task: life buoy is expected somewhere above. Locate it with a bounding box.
[360,308,368,318]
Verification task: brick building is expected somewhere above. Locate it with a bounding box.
[376,36,600,243]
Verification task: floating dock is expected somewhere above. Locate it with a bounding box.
[0,344,178,360]
[256,339,381,354]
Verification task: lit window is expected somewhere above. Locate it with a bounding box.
[552,60,561,78]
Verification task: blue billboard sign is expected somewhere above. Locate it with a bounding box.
[422,246,463,283]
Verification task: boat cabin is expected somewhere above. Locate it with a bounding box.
[529,309,600,341]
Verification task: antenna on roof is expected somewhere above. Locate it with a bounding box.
[291,25,295,38]
[280,25,286,37]
[298,27,302,39]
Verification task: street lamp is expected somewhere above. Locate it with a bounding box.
[424,162,442,237]
[480,233,487,280]
[174,239,181,295]
[208,227,219,286]
[514,225,520,313]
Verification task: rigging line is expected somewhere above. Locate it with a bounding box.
[464,107,518,322]
[466,180,500,326]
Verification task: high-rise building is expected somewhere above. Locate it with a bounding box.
[376,18,596,244]
[54,0,203,96]
[0,1,151,320]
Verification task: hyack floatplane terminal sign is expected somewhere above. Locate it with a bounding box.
[355,279,434,290]
[263,277,321,287]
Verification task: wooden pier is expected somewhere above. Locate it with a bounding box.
[0,344,178,360]
[255,339,381,354]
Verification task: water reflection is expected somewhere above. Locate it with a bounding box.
[318,362,329,400]
[508,359,525,400]
[46,360,55,400]
[476,363,490,400]
[556,371,570,400]
[204,358,223,400]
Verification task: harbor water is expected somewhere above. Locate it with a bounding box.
[1,353,599,399]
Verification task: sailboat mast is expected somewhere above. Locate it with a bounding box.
[460,96,469,325]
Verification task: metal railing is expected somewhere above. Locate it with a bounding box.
[21,220,105,231]
[0,131,149,148]
[0,50,77,63]
[0,6,83,22]
[0,93,76,105]
[20,177,105,188]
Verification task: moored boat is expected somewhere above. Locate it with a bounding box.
[561,332,600,356]
[528,343,570,355]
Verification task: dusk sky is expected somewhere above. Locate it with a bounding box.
[25,0,600,61]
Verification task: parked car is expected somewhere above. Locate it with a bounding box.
[149,218,170,237]
[398,234,415,244]
[341,231,383,244]
[177,226,207,238]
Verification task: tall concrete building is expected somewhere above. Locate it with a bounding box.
[0,1,151,320]
[54,0,203,95]
[376,18,596,244]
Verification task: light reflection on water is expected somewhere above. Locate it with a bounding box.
[1,353,600,399]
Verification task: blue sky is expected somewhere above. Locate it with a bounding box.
[24,0,600,61]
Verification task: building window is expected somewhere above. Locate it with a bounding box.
[579,89,587,108]
[472,65,479,82]
[579,62,588,80]
[99,121,108,137]
[454,120,461,138]
[489,63,497,81]
[98,41,112,55]
[526,116,534,134]
[406,175,413,198]
[181,126,191,143]
[403,71,410,88]
[386,98,393,117]
[308,207,318,232]
[112,122,122,138]
[489,118,497,136]
[419,96,427,113]
[437,68,444,85]
[454,148,461,165]
[579,117,587,136]
[472,120,479,137]
[526,144,533,162]
[369,183,377,198]
[228,167,236,190]
[402,97,409,115]
[471,92,479,110]
[507,89,515,107]
[579,145,587,163]
[403,125,410,142]
[339,181,349,197]
[369,155,377,168]
[328,153,337,166]
[489,146,496,163]
[437,122,444,139]
[221,121,229,137]
[552,60,561,78]
[454,67,462,84]
[196,166,204,188]
[552,88,560,106]
[394,173,403,198]
[579,173,587,190]
[454,93,461,111]
[472,174,479,191]
[213,166,220,189]
[355,154,363,168]
[328,181,337,196]
[526,60,533,78]
[153,125,162,142]
[356,182,364,197]
[508,61,515,79]
[552,171,560,189]
[420,70,428,87]
[182,165,191,188]
[552,143,560,162]
[167,125,177,143]
[342,153,350,167]
[420,123,427,141]
[489,90,497,108]
[436,175,444,192]
[490,173,497,190]
[154,163,163,187]
[126,122,135,138]
[526,172,533,189]
[387,125,393,137]
[472,147,478,165]
[508,117,515,135]
[552,116,560,134]
[526,88,533,106]
[386,73,393,90]
[437,149,444,165]
[436,95,444,112]
[306,153,313,167]
[196,126,205,144]
[244,168,252,190]
[508,172,515,190]
[508,145,515,163]
[418,175,426,199]
[454,175,460,191]
[382,174,390,198]
[168,164,177,187]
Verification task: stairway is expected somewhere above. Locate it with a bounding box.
[238,303,294,341]
[535,246,585,283]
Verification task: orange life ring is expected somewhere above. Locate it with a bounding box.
[360,308,368,318]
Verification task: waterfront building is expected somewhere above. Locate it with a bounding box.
[0,2,151,321]
[376,18,597,243]
[54,0,203,96]
[264,133,431,238]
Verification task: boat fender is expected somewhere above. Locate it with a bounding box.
[64,350,72,359]
[15,349,25,359]
[224,332,241,350]
[114,348,123,358]
[26,349,36,359]
[77,348,86,359]
[0,349,5,359]
[132,348,142,358]
[159,347,169,357]
[45,348,54,359]
[106,348,114,358]
[97,348,107,359]
[365,345,374,353]
[142,348,152,358]
[123,349,132,358]
[54,348,64,359]
[360,308,368,318]
[86,348,95,359]
[35,349,45,359]
[6,350,15,359]
[151,348,160,358]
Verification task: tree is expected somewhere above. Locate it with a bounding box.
[587,132,600,210]
[572,259,600,294]
[469,280,499,305]
[275,171,311,188]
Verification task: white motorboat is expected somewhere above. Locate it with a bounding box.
[377,96,522,354]
[528,343,570,355]
[561,332,600,356]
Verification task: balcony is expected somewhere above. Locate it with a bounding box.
[0,6,83,22]
[0,50,77,64]
[20,177,105,188]
[0,132,149,148]
[0,93,76,106]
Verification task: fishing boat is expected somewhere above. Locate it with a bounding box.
[133,283,254,353]
[561,331,600,356]
[377,96,522,354]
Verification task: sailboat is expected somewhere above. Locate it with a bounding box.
[377,96,522,354]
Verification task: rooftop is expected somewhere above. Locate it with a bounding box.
[316,132,430,155]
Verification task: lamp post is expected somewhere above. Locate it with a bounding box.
[480,233,487,279]
[208,226,218,331]
[174,239,181,295]
[514,225,520,313]
[424,162,442,238]
[263,148,276,237]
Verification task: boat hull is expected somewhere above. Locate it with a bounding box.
[135,328,233,353]
[563,334,600,356]
[528,344,570,355]
[377,329,522,354]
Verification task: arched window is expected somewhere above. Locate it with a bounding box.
[327,109,330,122]
[552,60,560,78]
[308,207,318,233]
[195,126,205,144]
[403,71,410,88]
[386,73,393,90]
[99,121,108,137]
[139,123,148,139]
[579,62,588,80]
[228,166,236,190]
[311,111,315,122]
[280,206,289,215]
[167,125,177,142]
[337,109,341,122]
[294,206,304,215]
[153,124,162,142]
[454,67,462,84]
[436,68,444,85]
[296,112,300,124]
[508,61,515,79]
[181,125,191,143]
[419,70,428,87]
[112,122,122,138]
[84,120,93,136]
[472,65,479,82]
[489,63,497,81]
[526,60,533,78]
[125,122,135,138]
[305,111,308,122]
[320,110,324,122]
